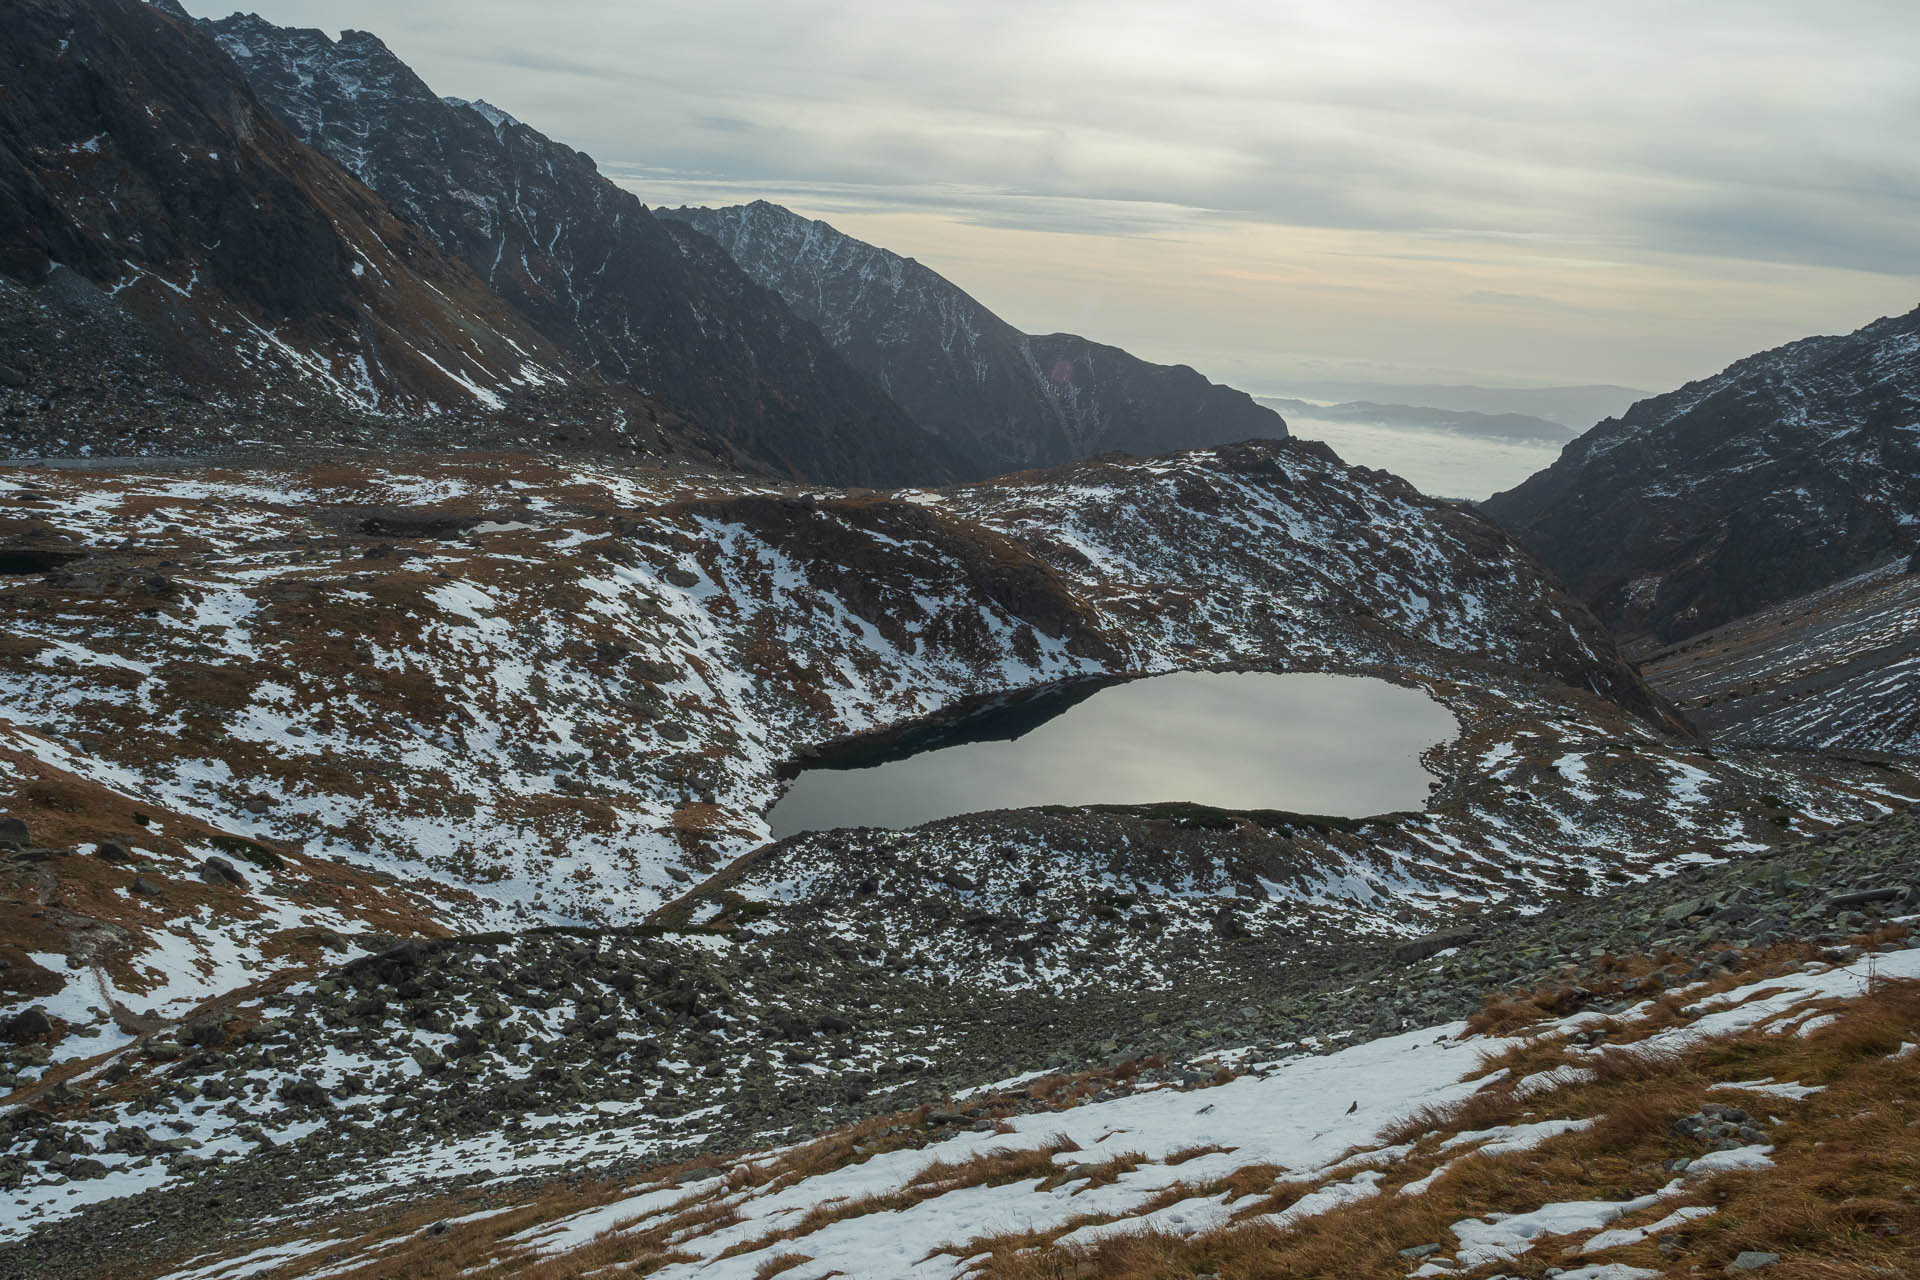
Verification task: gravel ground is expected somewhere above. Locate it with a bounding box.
[2,803,1914,1279]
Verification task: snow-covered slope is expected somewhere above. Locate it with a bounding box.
[500,941,1920,1280]
[202,15,968,488]
[660,201,1287,473]
[31,885,1916,1279]
[462,943,1918,1280]
[0,444,1700,930]
[1642,558,1920,755]
[2,445,1916,1271]
[1485,305,1920,644]
[3,444,1913,1079]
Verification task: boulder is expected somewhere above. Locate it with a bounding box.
[1391,930,1478,965]
[1729,1252,1780,1272]
[343,940,432,986]
[198,856,250,889]
[3,1007,53,1042]
[1828,886,1901,910]
[276,1078,334,1110]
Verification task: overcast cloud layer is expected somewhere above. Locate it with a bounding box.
[185,0,1920,394]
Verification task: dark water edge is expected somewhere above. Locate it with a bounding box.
[768,670,1458,839]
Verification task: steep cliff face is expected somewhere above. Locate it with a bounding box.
[203,16,970,487]
[0,0,589,439]
[1485,305,1920,644]
[660,201,1288,472]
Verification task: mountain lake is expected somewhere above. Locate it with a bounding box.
[767,670,1460,838]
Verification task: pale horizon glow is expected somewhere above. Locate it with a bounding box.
[185,0,1920,395]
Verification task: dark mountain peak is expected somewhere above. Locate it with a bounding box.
[0,0,602,448]
[338,28,397,52]
[660,200,1287,472]
[1484,303,1920,643]
[207,11,966,487]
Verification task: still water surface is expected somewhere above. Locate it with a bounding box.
[767,671,1458,838]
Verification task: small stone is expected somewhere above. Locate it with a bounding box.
[94,841,132,863]
[1399,1243,1443,1259]
[130,874,164,897]
[1728,1252,1780,1272]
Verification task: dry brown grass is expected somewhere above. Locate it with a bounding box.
[107,949,1920,1280]
[961,976,1920,1280]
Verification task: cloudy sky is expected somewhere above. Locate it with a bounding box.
[188,0,1919,394]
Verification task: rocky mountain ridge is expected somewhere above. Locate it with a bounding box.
[1485,304,1920,645]
[660,201,1288,473]
[200,14,972,489]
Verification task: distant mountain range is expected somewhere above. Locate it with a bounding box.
[1266,381,1645,431]
[1257,397,1575,444]
[659,201,1288,473]
[1484,305,1920,645]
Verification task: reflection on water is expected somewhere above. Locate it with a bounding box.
[767,671,1458,838]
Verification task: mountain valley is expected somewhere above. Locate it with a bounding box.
[0,4,1915,1278]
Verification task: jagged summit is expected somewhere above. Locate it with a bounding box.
[660,200,1288,473]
